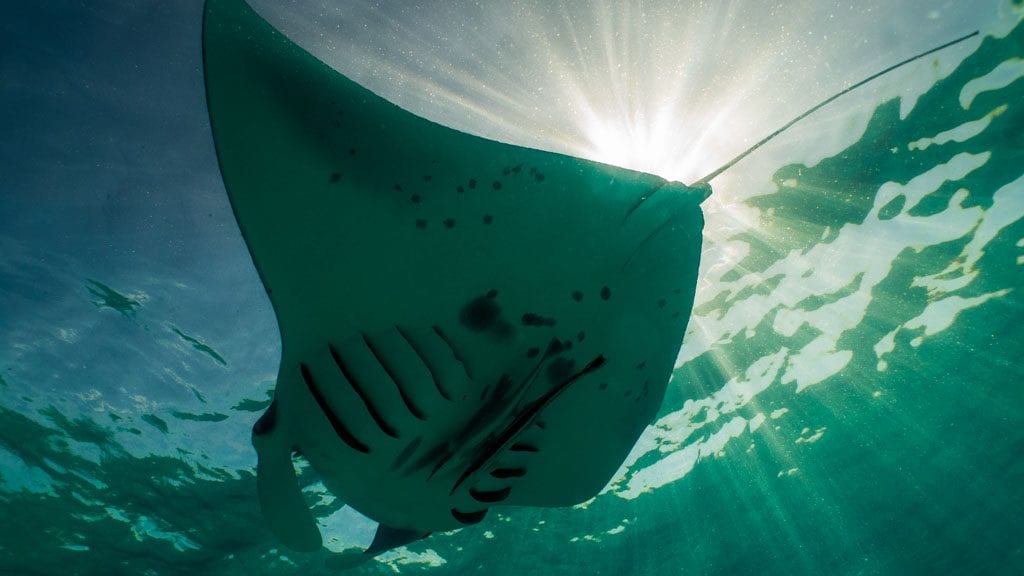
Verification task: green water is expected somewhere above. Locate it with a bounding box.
[1,6,1022,576]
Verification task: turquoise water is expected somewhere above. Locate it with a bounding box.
[2,1,1023,575]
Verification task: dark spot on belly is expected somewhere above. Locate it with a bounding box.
[547,357,575,383]
[546,339,566,354]
[391,436,423,470]
[469,178,477,189]
[493,322,515,340]
[394,184,403,192]
[415,219,427,229]
[470,486,511,503]
[460,295,501,332]
[411,194,421,204]
[423,174,432,181]
[483,214,493,225]
[502,166,511,176]
[451,508,488,525]
[444,218,456,229]
[657,298,667,308]
[348,148,356,155]
[486,289,498,299]
[635,361,646,370]
[522,313,556,327]
[601,286,612,300]
[577,331,586,342]
[510,442,539,452]
[571,290,583,302]
[329,172,341,183]
[457,185,465,193]
[492,180,502,190]
[491,467,527,478]
[598,382,608,391]
[526,347,540,358]
[535,173,545,182]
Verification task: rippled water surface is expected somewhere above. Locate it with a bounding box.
[1,1,1022,574]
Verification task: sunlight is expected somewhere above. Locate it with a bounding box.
[248,0,989,193]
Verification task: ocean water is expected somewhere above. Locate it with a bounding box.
[1,1,1022,575]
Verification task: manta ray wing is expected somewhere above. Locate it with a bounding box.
[203,0,707,552]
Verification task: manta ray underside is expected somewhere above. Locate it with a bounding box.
[203,0,708,560]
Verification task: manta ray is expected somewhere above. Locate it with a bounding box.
[202,0,976,561]
[203,0,705,557]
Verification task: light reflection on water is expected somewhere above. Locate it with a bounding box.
[249,0,1002,184]
[0,1,1022,574]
